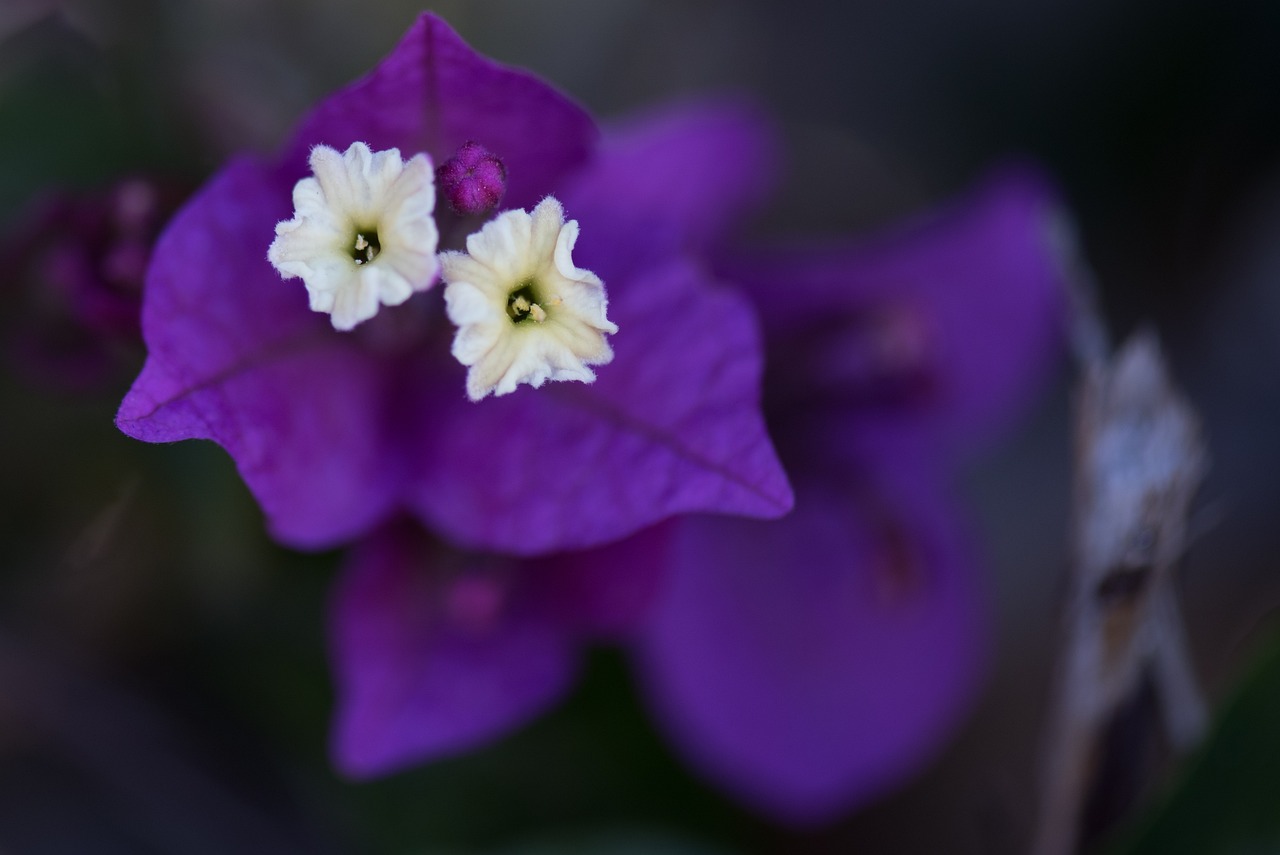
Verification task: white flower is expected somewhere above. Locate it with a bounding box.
[268,142,439,331]
[441,196,617,401]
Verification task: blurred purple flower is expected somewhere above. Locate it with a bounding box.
[329,160,1069,819]
[330,518,668,773]
[633,167,1068,823]
[1,178,182,390]
[115,14,791,555]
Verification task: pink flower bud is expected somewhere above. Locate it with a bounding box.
[435,141,507,216]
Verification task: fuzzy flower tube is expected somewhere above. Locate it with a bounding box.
[116,14,792,556]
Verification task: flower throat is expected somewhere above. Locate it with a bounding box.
[352,230,381,265]
[506,281,547,324]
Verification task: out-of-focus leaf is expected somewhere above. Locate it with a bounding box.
[0,17,132,217]
[481,829,737,855]
[1110,630,1280,855]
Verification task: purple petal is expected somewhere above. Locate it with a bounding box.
[402,257,793,556]
[536,523,673,637]
[561,99,778,278]
[634,467,985,824]
[720,163,1069,454]
[116,158,400,548]
[285,13,597,209]
[329,523,581,777]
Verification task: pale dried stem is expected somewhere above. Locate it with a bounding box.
[1149,584,1209,750]
[1031,257,1209,855]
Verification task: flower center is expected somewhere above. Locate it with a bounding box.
[506,281,547,324]
[351,229,381,265]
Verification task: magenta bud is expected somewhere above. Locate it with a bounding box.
[436,141,507,216]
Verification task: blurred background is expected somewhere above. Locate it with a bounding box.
[2,0,1280,852]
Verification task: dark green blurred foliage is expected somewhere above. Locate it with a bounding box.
[0,20,128,214]
[0,15,194,219]
[1110,630,1280,855]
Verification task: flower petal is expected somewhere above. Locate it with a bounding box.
[538,523,673,638]
[285,13,597,210]
[719,163,1069,456]
[116,157,400,548]
[401,258,793,556]
[562,99,779,279]
[329,523,580,776]
[633,467,985,824]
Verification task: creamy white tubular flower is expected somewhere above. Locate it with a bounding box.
[441,196,617,402]
[267,141,439,331]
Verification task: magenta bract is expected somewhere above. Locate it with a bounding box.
[116,14,792,555]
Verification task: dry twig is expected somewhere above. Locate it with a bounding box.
[1032,329,1208,855]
